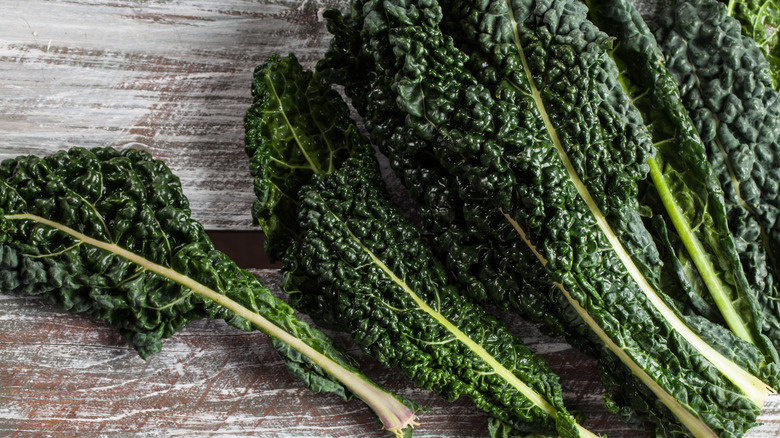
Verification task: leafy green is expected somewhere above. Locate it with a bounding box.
[580,0,777,362]
[654,0,780,350]
[720,0,780,88]
[316,0,778,435]
[317,8,575,340]
[245,55,356,261]
[0,146,416,437]
[246,53,594,438]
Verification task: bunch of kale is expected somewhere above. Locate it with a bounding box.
[249,0,780,435]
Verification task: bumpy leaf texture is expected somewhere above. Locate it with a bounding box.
[438,0,662,284]
[317,0,778,435]
[581,0,776,363]
[245,54,356,261]
[317,7,574,340]
[0,147,416,436]
[654,0,780,350]
[292,159,586,437]
[719,0,780,88]
[246,53,591,438]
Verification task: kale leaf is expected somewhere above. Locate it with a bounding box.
[654,0,780,351]
[317,0,778,435]
[0,146,416,437]
[580,0,777,364]
[246,53,595,438]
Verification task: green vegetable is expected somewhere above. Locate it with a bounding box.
[316,0,778,435]
[317,8,573,339]
[245,53,595,438]
[654,0,780,350]
[720,0,780,88]
[0,146,416,438]
[579,0,777,361]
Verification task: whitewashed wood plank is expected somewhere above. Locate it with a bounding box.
[1,0,345,231]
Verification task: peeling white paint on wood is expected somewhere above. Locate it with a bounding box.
[1,0,340,230]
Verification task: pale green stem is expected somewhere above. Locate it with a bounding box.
[648,158,755,344]
[5,213,417,437]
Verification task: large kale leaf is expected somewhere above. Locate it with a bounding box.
[580,0,777,363]
[317,0,778,435]
[0,146,416,437]
[438,0,661,287]
[246,53,593,438]
[654,0,780,350]
[292,158,586,438]
[316,8,574,339]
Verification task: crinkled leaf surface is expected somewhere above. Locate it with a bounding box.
[246,53,586,438]
[317,0,776,435]
[582,0,777,362]
[720,0,780,88]
[292,159,581,437]
[0,146,410,419]
[654,0,780,350]
[317,8,573,339]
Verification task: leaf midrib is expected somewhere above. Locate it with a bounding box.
[3,212,415,434]
[318,198,599,438]
[590,34,757,344]
[504,0,769,411]
[266,76,322,175]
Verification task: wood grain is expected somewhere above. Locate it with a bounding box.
[1,0,342,230]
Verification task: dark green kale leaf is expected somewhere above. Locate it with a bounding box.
[293,158,587,438]
[0,146,416,437]
[580,0,777,364]
[316,8,574,340]
[719,0,780,88]
[654,0,780,350]
[317,0,778,435]
[246,53,593,438]
[244,53,356,261]
[438,0,662,288]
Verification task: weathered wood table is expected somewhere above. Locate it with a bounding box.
[1,1,778,436]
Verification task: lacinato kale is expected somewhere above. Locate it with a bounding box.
[317,7,575,342]
[579,0,777,362]
[0,146,416,437]
[718,0,780,88]
[245,53,596,438]
[316,0,778,435]
[654,0,780,350]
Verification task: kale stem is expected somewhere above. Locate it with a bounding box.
[4,212,418,437]
[647,158,756,344]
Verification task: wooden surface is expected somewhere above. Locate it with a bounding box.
[1,1,779,437]
[0,271,628,438]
